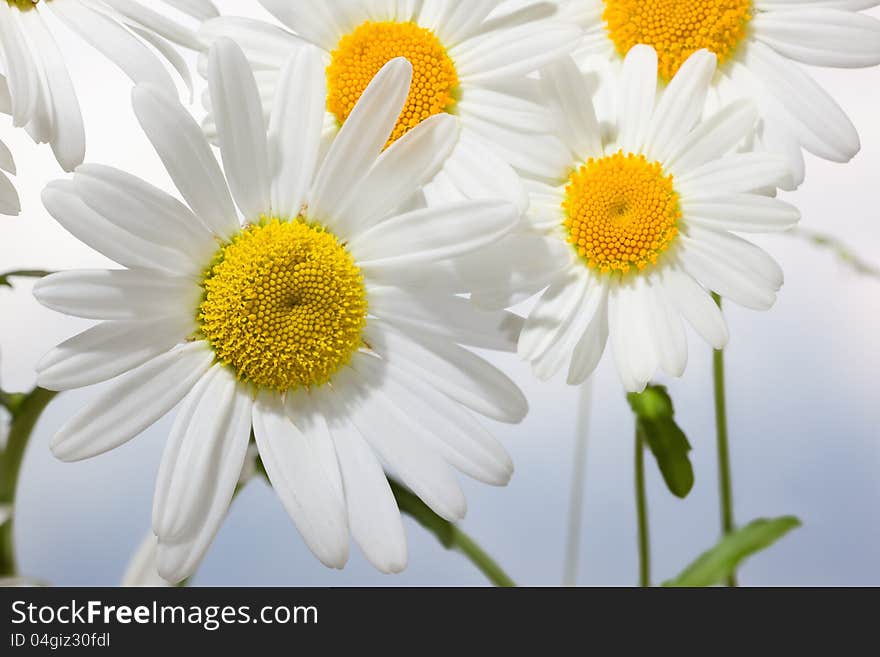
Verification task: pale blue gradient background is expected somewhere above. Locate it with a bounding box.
[0,3,878,586]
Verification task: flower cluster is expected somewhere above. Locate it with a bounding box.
[0,0,877,585]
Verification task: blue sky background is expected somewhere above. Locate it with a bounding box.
[1,3,878,586]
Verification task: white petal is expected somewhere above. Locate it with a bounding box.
[452,22,581,83]
[365,321,528,423]
[567,298,609,386]
[752,8,880,68]
[664,100,758,175]
[268,47,326,220]
[368,286,522,351]
[378,362,514,486]
[676,152,790,196]
[133,84,240,240]
[50,342,214,462]
[617,44,658,154]
[337,114,461,238]
[541,56,602,161]
[317,392,407,574]
[742,40,860,161]
[33,269,199,321]
[352,201,518,270]
[646,49,717,162]
[661,267,729,350]
[682,194,800,232]
[36,316,195,390]
[309,58,412,231]
[41,181,187,274]
[153,366,252,542]
[253,391,350,569]
[48,0,176,97]
[335,355,467,522]
[73,164,216,270]
[208,38,271,221]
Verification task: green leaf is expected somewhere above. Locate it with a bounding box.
[664,516,802,587]
[627,385,694,499]
[0,270,52,288]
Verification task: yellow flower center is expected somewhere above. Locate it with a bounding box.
[603,0,752,81]
[563,152,681,275]
[6,0,41,10]
[327,20,459,146]
[198,217,368,392]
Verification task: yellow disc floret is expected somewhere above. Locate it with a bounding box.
[563,151,681,275]
[198,217,368,392]
[603,0,752,81]
[327,20,459,146]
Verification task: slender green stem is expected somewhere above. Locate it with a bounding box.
[0,388,58,577]
[390,479,515,587]
[634,428,650,588]
[563,380,592,586]
[0,270,53,288]
[712,293,738,587]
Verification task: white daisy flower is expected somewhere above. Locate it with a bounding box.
[492,47,799,393]
[0,135,18,215]
[559,0,880,189]
[0,0,218,171]
[198,0,581,209]
[33,41,525,582]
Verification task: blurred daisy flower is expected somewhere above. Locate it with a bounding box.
[34,42,525,582]
[0,136,18,215]
[560,0,880,189]
[198,0,581,209]
[493,47,799,392]
[0,0,218,171]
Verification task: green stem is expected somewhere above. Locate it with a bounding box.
[0,270,53,288]
[389,479,515,587]
[712,294,738,588]
[0,388,58,577]
[634,428,650,587]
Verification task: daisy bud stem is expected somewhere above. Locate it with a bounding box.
[634,427,651,588]
[389,480,516,587]
[712,294,738,588]
[0,387,57,577]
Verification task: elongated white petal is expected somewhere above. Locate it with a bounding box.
[208,39,271,221]
[335,356,467,522]
[73,164,216,269]
[662,267,729,350]
[133,84,240,240]
[337,114,461,238]
[310,58,412,231]
[617,45,657,154]
[352,201,518,270]
[752,8,880,68]
[36,316,194,390]
[647,49,717,162]
[368,286,522,352]
[153,366,252,542]
[682,194,800,232]
[42,181,187,274]
[541,56,602,161]
[664,100,758,175]
[48,0,176,97]
[253,391,350,569]
[317,391,407,574]
[33,269,199,321]
[365,321,528,423]
[268,47,326,220]
[50,342,214,462]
